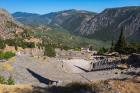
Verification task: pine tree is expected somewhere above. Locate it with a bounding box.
[89,46,93,51]
[115,28,127,53]
[110,40,115,52]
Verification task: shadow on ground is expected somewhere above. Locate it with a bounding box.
[26,68,58,85]
[31,82,98,93]
[25,69,98,93]
[74,65,90,72]
[124,71,140,76]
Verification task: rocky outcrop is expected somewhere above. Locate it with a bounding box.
[78,6,140,42]
[0,8,23,39]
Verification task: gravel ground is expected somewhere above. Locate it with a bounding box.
[9,54,90,86]
[0,54,139,87]
[62,59,91,73]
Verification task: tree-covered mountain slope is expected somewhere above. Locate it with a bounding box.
[13,9,96,32]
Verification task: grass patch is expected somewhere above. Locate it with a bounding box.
[0,75,15,85]
[0,51,15,59]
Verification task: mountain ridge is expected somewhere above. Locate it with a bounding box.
[77,6,140,42]
[13,9,96,29]
[13,6,140,43]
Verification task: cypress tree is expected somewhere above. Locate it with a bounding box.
[110,40,115,52]
[115,28,127,53]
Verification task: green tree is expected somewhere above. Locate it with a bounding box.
[89,46,93,51]
[5,39,15,46]
[0,39,5,49]
[98,47,108,55]
[61,45,71,51]
[44,45,56,57]
[74,47,81,51]
[110,40,115,52]
[115,28,127,54]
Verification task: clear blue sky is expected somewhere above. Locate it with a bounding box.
[0,0,140,14]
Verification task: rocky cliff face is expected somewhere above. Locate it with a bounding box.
[0,8,23,39]
[78,6,140,42]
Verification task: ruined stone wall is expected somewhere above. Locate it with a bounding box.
[24,48,44,57]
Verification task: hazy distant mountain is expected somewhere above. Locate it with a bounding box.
[0,8,23,39]
[12,12,50,26]
[13,7,140,43]
[46,9,96,31]
[13,9,96,31]
[78,6,140,42]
